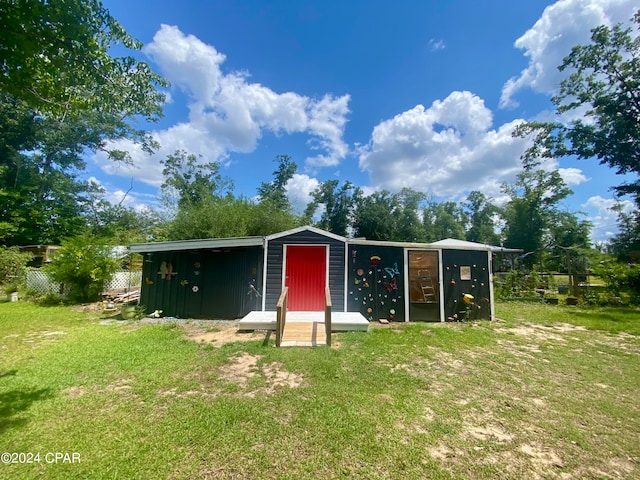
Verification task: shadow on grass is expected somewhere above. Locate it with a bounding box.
[0,387,54,434]
[564,307,640,335]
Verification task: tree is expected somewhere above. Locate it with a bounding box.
[352,190,399,241]
[44,234,120,302]
[514,11,640,198]
[607,199,640,260]
[303,180,358,236]
[84,180,164,244]
[0,1,168,245]
[463,191,501,245]
[501,168,573,267]
[422,201,468,242]
[0,0,167,127]
[352,188,426,242]
[257,155,297,213]
[395,188,427,242]
[160,149,233,210]
[545,210,593,272]
[165,196,299,240]
[0,246,33,291]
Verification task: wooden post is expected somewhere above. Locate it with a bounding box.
[324,287,332,346]
[276,287,288,347]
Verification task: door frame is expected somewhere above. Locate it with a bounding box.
[282,244,329,310]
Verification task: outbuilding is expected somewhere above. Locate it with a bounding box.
[129,226,495,323]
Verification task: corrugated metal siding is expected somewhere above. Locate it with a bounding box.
[138,247,263,319]
[347,245,406,322]
[441,249,492,320]
[265,230,345,311]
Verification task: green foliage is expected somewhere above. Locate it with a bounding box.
[304,180,358,236]
[44,235,120,303]
[257,154,297,213]
[0,1,168,246]
[463,191,501,245]
[514,11,640,198]
[501,168,575,266]
[352,188,427,242]
[592,258,640,302]
[0,245,33,291]
[422,200,468,242]
[84,180,164,244]
[495,270,541,299]
[0,0,167,122]
[166,196,300,240]
[607,200,640,261]
[160,149,233,210]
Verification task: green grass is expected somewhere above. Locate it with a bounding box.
[1,300,639,479]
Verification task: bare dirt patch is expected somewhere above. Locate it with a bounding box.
[218,353,303,397]
[188,328,265,347]
[465,423,514,443]
[179,321,267,347]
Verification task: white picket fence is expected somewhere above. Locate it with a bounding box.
[26,270,142,297]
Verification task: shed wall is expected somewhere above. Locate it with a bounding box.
[347,245,405,322]
[265,230,345,311]
[441,249,492,320]
[140,247,262,318]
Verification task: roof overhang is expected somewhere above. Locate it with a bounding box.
[265,225,347,242]
[128,236,264,253]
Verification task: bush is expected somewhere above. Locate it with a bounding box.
[0,246,33,293]
[495,270,540,299]
[592,259,640,304]
[44,235,120,303]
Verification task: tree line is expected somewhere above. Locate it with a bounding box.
[0,2,638,274]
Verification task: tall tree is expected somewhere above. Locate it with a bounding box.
[160,149,233,210]
[501,168,573,266]
[352,188,426,242]
[0,1,168,245]
[0,0,167,127]
[422,201,468,242]
[395,188,427,242]
[352,190,399,241]
[607,199,640,260]
[514,11,640,198]
[303,180,358,236]
[463,191,501,245]
[257,154,297,213]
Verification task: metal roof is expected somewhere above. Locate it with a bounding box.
[265,225,347,242]
[430,238,493,251]
[128,229,512,254]
[128,236,264,253]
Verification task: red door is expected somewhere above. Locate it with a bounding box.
[284,245,327,311]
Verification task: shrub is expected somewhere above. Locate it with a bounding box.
[0,246,33,293]
[44,235,120,303]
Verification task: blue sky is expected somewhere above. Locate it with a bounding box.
[90,0,638,243]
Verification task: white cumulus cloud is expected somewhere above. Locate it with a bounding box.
[358,91,530,199]
[92,24,350,186]
[285,173,321,214]
[583,195,634,242]
[500,0,637,109]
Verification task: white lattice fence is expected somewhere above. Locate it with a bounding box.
[26,270,142,296]
[105,271,142,291]
[26,270,61,296]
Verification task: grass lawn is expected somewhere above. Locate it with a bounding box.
[1,301,639,479]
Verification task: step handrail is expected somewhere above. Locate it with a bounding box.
[324,287,332,346]
[276,287,288,347]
